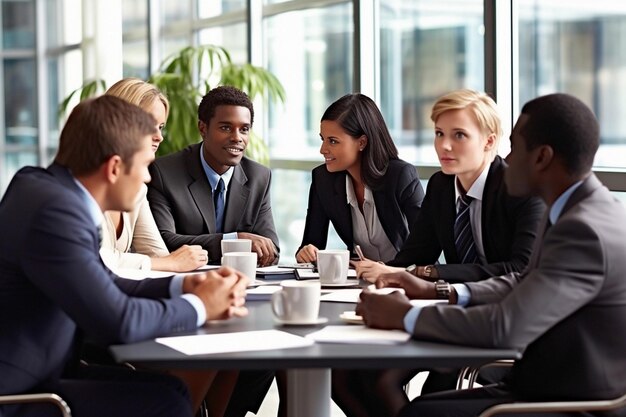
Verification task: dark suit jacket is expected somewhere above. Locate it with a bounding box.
[413,174,626,401]
[0,164,198,395]
[147,143,279,262]
[389,156,545,282]
[297,159,425,260]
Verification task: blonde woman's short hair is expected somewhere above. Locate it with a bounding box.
[105,78,169,119]
[431,89,502,147]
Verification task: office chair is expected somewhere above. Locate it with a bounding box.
[457,359,515,390]
[0,393,72,416]
[477,392,626,417]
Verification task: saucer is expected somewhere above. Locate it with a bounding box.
[339,311,364,324]
[274,317,329,326]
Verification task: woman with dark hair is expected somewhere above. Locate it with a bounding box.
[296,93,425,263]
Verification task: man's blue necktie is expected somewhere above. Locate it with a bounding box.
[454,193,478,264]
[214,178,225,233]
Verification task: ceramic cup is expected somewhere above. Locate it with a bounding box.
[221,251,257,280]
[221,238,252,255]
[317,249,350,285]
[271,281,321,323]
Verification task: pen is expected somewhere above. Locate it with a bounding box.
[354,245,365,261]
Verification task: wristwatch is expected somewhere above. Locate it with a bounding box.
[434,279,451,300]
[423,265,435,279]
[405,264,417,275]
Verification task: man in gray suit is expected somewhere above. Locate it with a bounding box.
[356,93,626,416]
[148,86,279,266]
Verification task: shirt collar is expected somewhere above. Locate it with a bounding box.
[200,143,234,190]
[71,176,104,228]
[455,163,490,202]
[345,175,372,206]
[549,180,583,225]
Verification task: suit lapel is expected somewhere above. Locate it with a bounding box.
[185,145,217,232]
[224,164,249,232]
[332,174,353,249]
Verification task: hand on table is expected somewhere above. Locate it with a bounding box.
[296,244,318,263]
[355,288,412,331]
[375,271,436,300]
[153,244,207,272]
[351,259,403,283]
[237,232,277,267]
[186,266,250,321]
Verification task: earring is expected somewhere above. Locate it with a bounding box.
[359,148,364,151]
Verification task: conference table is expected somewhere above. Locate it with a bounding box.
[110,282,521,417]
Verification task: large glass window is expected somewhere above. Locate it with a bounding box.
[265,3,353,161]
[4,58,37,146]
[199,23,247,65]
[380,0,484,165]
[2,0,35,49]
[122,1,149,78]
[518,0,626,168]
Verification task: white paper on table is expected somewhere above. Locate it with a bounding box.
[306,325,410,345]
[114,268,174,280]
[256,265,295,275]
[114,265,223,280]
[295,269,358,280]
[320,287,405,303]
[246,285,282,300]
[156,330,313,355]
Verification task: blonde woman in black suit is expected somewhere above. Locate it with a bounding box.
[296,93,425,264]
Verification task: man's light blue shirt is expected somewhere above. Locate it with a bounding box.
[73,177,206,326]
[403,181,583,333]
[200,143,237,240]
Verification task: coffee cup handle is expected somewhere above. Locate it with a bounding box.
[271,290,289,319]
[331,254,342,281]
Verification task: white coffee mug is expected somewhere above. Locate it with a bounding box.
[221,251,257,280]
[317,249,350,284]
[271,281,321,322]
[221,238,252,255]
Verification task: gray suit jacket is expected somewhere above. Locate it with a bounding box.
[413,174,626,401]
[147,143,279,262]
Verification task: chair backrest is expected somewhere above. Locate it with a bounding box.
[477,392,626,417]
[0,393,72,417]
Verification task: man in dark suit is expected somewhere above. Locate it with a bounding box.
[357,93,626,416]
[147,86,279,266]
[0,96,249,417]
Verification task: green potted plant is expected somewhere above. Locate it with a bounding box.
[60,44,286,164]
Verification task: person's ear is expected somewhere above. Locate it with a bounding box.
[103,155,123,184]
[198,120,207,138]
[534,144,554,172]
[484,133,496,152]
[358,135,368,152]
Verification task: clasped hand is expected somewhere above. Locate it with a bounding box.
[183,266,249,321]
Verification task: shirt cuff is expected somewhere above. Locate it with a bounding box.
[403,306,421,333]
[453,283,471,306]
[223,232,238,240]
[169,274,185,298]
[181,294,207,326]
[170,275,206,326]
